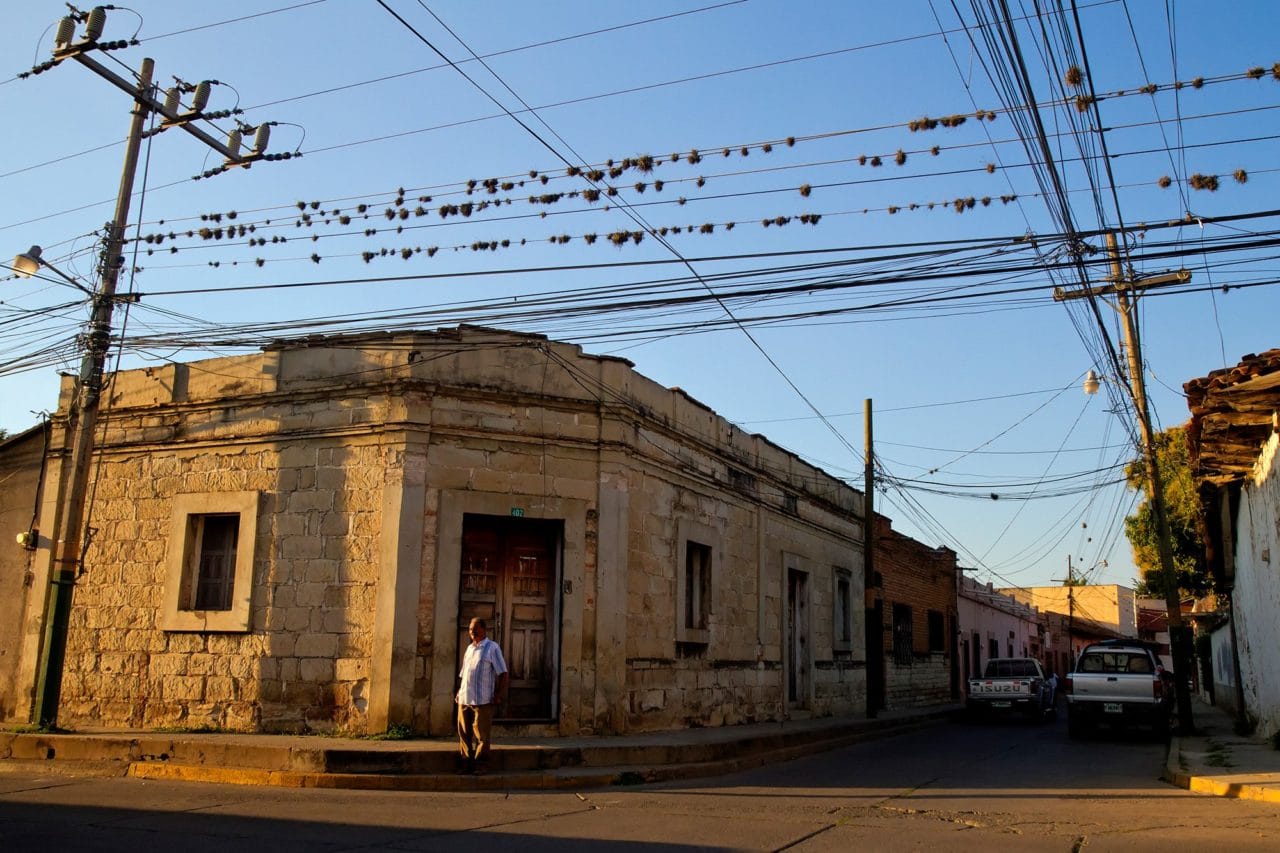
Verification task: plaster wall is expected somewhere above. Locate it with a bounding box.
[1208,622,1237,715]
[1000,585,1137,638]
[0,428,44,721]
[957,580,1042,685]
[1232,430,1280,740]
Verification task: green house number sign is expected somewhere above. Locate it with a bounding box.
[510,507,525,517]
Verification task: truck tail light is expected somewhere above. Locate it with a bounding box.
[1153,678,1164,700]
[1064,675,1073,694]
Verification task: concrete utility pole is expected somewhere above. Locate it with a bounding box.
[1053,232,1195,732]
[33,56,152,728]
[26,7,277,727]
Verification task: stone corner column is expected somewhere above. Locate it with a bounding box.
[367,436,428,732]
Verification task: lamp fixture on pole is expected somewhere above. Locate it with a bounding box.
[12,246,42,278]
[11,246,95,296]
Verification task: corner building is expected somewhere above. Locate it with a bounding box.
[11,327,869,736]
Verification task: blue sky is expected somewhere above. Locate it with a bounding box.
[3,0,1278,591]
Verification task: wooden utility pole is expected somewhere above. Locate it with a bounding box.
[1066,555,1075,661]
[864,398,874,589]
[1053,233,1195,731]
[1051,555,1076,670]
[864,399,878,718]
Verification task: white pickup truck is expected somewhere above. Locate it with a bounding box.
[966,657,1054,721]
[1066,640,1174,740]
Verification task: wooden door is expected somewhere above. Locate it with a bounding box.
[459,515,560,720]
[865,600,884,716]
[786,568,809,708]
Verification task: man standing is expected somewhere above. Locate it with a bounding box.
[456,617,508,774]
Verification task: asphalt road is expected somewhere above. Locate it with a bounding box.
[2,712,1277,851]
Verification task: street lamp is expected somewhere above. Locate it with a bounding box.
[12,245,95,295]
[12,246,42,278]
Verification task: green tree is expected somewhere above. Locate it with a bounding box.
[1123,425,1209,596]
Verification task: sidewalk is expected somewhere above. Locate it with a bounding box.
[1165,696,1280,804]
[8,699,1275,797]
[0,704,955,791]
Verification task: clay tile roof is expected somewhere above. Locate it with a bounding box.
[1184,348,1280,486]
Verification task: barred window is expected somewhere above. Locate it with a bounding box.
[833,567,853,652]
[892,603,913,666]
[927,609,945,652]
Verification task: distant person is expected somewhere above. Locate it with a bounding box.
[1045,671,1059,706]
[456,617,508,775]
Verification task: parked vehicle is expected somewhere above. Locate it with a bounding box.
[1065,639,1174,740]
[966,657,1054,721]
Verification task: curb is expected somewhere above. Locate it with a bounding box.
[1163,738,1280,805]
[1163,767,1280,804]
[118,717,942,792]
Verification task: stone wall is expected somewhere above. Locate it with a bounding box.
[884,655,951,709]
[50,422,388,733]
[14,328,877,735]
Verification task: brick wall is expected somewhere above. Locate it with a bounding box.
[871,518,957,708]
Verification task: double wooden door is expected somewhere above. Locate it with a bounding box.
[458,515,560,720]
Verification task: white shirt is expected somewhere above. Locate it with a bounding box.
[456,636,508,706]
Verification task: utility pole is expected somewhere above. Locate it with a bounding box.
[32,55,151,728]
[1051,555,1076,669]
[25,7,278,727]
[864,399,874,592]
[1066,555,1074,661]
[864,398,878,718]
[1053,232,1195,732]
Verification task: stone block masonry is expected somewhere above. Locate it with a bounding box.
[8,329,954,736]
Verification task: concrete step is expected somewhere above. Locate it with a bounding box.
[2,706,958,790]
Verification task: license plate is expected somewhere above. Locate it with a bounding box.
[992,701,1011,709]
[1104,703,1123,713]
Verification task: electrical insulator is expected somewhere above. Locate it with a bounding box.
[84,7,107,42]
[163,87,181,115]
[253,124,271,155]
[226,129,242,159]
[191,81,210,113]
[54,16,76,49]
